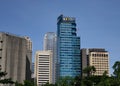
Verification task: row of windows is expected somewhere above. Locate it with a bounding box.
[60,68,80,70]
[95,68,109,70]
[39,68,49,70]
[38,75,49,77]
[92,58,108,60]
[59,59,80,61]
[39,71,49,72]
[38,66,49,67]
[91,54,108,57]
[92,61,108,64]
[38,64,49,66]
[60,65,80,68]
[60,33,76,36]
[60,26,76,29]
[38,78,49,81]
[39,59,49,61]
[60,59,80,62]
[60,54,80,56]
[38,61,49,63]
[60,30,76,34]
[38,73,49,74]
[60,72,80,76]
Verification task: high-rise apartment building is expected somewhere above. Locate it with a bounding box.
[43,32,57,83]
[34,51,53,86]
[57,15,81,78]
[0,32,32,86]
[81,48,110,76]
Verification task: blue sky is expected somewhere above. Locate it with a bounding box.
[0,0,120,74]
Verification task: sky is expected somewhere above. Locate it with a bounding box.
[0,0,120,74]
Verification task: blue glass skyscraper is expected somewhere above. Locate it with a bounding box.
[57,15,81,78]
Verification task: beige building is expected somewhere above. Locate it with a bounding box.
[81,48,110,76]
[34,51,53,86]
[0,32,32,86]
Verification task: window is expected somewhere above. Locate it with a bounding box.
[0,41,3,43]
[0,65,1,70]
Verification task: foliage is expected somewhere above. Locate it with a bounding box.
[15,82,24,86]
[2,61,120,86]
[0,72,7,77]
[56,76,75,86]
[0,71,14,84]
[83,66,96,76]
[41,61,120,86]
[15,80,35,86]
[112,61,120,78]
[42,82,56,86]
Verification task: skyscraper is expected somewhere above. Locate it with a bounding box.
[81,48,110,76]
[57,15,81,78]
[0,32,32,86]
[43,32,56,51]
[43,32,57,83]
[34,51,53,86]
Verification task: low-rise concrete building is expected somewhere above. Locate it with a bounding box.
[81,48,110,76]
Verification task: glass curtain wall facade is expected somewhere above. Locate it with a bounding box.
[44,32,56,51]
[57,15,81,78]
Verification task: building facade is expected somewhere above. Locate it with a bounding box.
[0,32,32,86]
[57,15,81,78]
[43,32,57,83]
[34,51,53,86]
[43,32,56,51]
[81,48,110,76]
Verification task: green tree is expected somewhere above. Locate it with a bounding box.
[112,61,120,85]
[112,61,120,78]
[96,71,110,86]
[15,82,24,86]
[83,66,96,77]
[0,71,14,84]
[42,82,55,86]
[56,76,74,86]
[74,76,81,86]
[24,80,35,86]
[15,80,35,86]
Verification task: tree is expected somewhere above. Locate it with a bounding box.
[15,80,36,86]
[56,76,74,86]
[0,71,14,84]
[15,82,24,86]
[74,76,81,86]
[83,66,96,77]
[112,61,120,78]
[42,82,55,86]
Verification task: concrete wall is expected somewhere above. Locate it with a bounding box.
[0,32,32,86]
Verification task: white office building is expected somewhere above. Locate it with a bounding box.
[34,51,53,86]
